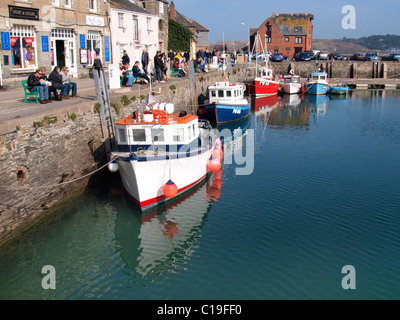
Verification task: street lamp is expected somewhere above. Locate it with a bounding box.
[241,22,250,61]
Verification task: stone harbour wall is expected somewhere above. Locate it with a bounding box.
[0,67,247,245]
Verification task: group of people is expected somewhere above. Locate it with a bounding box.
[120,50,150,87]
[27,66,78,104]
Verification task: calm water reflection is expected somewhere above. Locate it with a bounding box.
[1,90,400,299]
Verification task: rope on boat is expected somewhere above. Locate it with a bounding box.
[0,155,120,190]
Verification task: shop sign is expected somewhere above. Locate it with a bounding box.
[86,15,104,27]
[9,5,39,21]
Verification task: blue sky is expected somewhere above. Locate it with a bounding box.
[170,0,400,42]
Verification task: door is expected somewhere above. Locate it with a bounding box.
[65,40,77,76]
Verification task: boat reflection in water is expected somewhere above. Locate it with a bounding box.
[115,168,223,278]
[306,94,328,115]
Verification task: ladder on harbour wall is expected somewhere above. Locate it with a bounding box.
[93,69,116,160]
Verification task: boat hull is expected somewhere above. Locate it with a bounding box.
[305,82,329,95]
[246,78,280,96]
[282,83,302,94]
[215,103,250,123]
[117,148,213,211]
[329,87,349,95]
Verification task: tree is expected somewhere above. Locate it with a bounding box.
[168,18,194,52]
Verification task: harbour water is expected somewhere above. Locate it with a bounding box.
[1,90,400,300]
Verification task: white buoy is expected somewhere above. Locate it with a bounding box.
[108,161,119,173]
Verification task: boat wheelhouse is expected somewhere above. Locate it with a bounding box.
[110,103,217,211]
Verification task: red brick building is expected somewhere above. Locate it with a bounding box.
[252,13,314,59]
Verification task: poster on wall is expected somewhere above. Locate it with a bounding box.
[80,48,88,64]
[42,36,49,52]
[1,32,10,50]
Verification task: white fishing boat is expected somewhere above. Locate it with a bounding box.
[199,81,250,124]
[109,95,221,211]
[282,74,302,94]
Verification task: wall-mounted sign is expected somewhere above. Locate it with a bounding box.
[86,15,104,27]
[9,5,39,21]
[80,34,86,48]
[42,36,49,52]
[80,48,88,64]
[1,32,10,50]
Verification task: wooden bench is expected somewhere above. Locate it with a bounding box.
[22,80,40,104]
[120,69,141,87]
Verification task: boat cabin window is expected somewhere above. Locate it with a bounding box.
[320,75,326,80]
[132,128,146,142]
[226,90,232,98]
[284,78,291,84]
[151,128,165,142]
[312,75,319,81]
[188,125,192,140]
[192,123,196,137]
[118,128,127,144]
[292,77,299,83]
[172,128,185,142]
[218,90,224,98]
[211,90,216,98]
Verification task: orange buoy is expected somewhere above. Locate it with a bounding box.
[207,155,221,172]
[163,179,178,198]
[212,147,222,161]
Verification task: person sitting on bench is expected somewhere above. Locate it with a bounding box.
[48,66,71,99]
[27,69,50,104]
[132,61,150,83]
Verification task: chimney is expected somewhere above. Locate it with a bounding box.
[170,1,176,21]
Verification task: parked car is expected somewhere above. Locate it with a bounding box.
[330,52,343,60]
[350,53,365,60]
[304,50,317,59]
[270,53,284,62]
[317,51,329,60]
[293,52,312,61]
[382,53,400,61]
[363,52,380,61]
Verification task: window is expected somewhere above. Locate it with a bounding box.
[226,91,232,97]
[285,37,289,42]
[118,13,124,28]
[52,0,60,5]
[192,124,196,138]
[188,126,192,140]
[89,0,96,12]
[266,37,271,43]
[118,128,127,143]
[295,37,302,44]
[173,128,184,142]
[10,25,37,70]
[147,18,152,31]
[211,91,216,97]
[151,128,165,142]
[218,90,224,98]
[159,2,164,14]
[64,0,71,8]
[133,16,138,40]
[132,129,146,142]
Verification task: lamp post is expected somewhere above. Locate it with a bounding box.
[241,22,250,62]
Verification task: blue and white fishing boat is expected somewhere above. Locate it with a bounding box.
[199,81,250,124]
[305,72,329,95]
[329,82,349,95]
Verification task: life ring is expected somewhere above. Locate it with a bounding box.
[153,109,168,121]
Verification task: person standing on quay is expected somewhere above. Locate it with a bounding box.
[154,51,164,82]
[142,49,149,74]
[122,50,130,66]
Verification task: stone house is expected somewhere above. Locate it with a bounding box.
[136,0,169,54]
[252,13,314,59]
[0,0,111,86]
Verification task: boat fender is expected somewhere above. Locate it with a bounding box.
[163,179,178,198]
[207,155,221,172]
[108,161,119,173]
